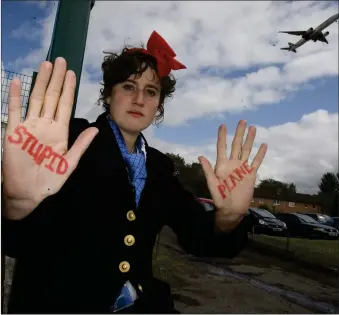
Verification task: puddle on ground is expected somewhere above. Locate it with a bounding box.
[207,265,338,314]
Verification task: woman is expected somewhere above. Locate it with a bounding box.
[2,31,267,313]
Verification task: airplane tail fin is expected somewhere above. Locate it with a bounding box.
[280,42,297,52]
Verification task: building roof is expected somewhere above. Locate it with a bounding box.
[253,188,321,205]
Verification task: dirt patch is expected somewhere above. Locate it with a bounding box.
[154,226,339,313]
[154,242,313,313]
[172,293,201,307]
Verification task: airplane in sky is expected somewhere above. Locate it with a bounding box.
[279,12,339,52]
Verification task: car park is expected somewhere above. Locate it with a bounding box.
[275,212,338,239]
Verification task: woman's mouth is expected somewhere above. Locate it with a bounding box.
[127,111,143,117]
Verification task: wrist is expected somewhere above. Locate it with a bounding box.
[3,194,39,220]
[215,211,244,233]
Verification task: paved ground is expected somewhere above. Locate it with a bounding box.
[153,227,339,314]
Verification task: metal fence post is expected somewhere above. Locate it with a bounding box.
[285,230,290,253]
[24,71,37,119]
[252,225,256,240]
[47,0,95,118]
[25,0,95,119]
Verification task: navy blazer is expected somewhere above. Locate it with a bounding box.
[2,112,249,313]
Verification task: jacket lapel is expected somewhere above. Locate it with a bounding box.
[81,113,126,180]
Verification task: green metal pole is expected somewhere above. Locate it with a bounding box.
[46,0,95,118]
[25,71,37,119]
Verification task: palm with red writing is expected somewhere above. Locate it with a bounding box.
[198,121,267,231]
[3,58,98,220]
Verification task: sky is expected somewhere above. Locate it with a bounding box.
[1,0,338,194]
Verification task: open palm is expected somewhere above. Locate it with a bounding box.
[199,121,267,227]
[2,58,98,219]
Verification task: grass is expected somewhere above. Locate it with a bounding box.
[252,234,339,270]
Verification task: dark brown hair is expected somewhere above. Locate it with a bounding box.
[98,45,176,126]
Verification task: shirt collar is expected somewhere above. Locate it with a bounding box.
[107,114,147,159]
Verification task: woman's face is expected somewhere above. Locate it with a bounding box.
[107,67,161,135]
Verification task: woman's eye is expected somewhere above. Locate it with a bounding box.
[147,89,157,97]
[123,84,135,91]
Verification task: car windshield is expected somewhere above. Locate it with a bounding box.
[296,214,319,224]
[251,208,276,218]
[317,215,330,223]
[324,217,334,225]
[325,217,338,226]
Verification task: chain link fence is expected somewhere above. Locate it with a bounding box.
[1,69,32,158]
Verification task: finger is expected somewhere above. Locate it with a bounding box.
[216,124,227,163]
[65,127,99,171]
[230,120,246,160]
[7,78,22,130]
[250,143,268,171]
[26,61,53,119]
[55,70,76,124]
[198,156,218,188]
[240,125,256,161]
[41,57,67,119]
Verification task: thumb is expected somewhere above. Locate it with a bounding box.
[198,156,218,188]
[65,127,99,170]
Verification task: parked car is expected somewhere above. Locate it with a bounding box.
[246,208,287,236]
[275,212,338,239]
[298,213,331,225]
[323,216,339,230]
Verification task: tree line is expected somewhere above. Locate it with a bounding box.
[166,153,338,217]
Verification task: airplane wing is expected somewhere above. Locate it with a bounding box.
[278,31,307,36]
[280,47,293,51]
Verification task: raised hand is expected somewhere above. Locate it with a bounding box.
[2,57,98,220]
[198,121,267,231]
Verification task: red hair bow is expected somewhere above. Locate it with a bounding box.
[127,31,187,77]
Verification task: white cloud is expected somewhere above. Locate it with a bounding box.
[11,21,41,42]
[72,1,337,125]
[25,1,49,9]
[6,1,338,193]
[254,110,338,193]
[145,110,338,194]
[9,1,338,122]
[7,2,58,72]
